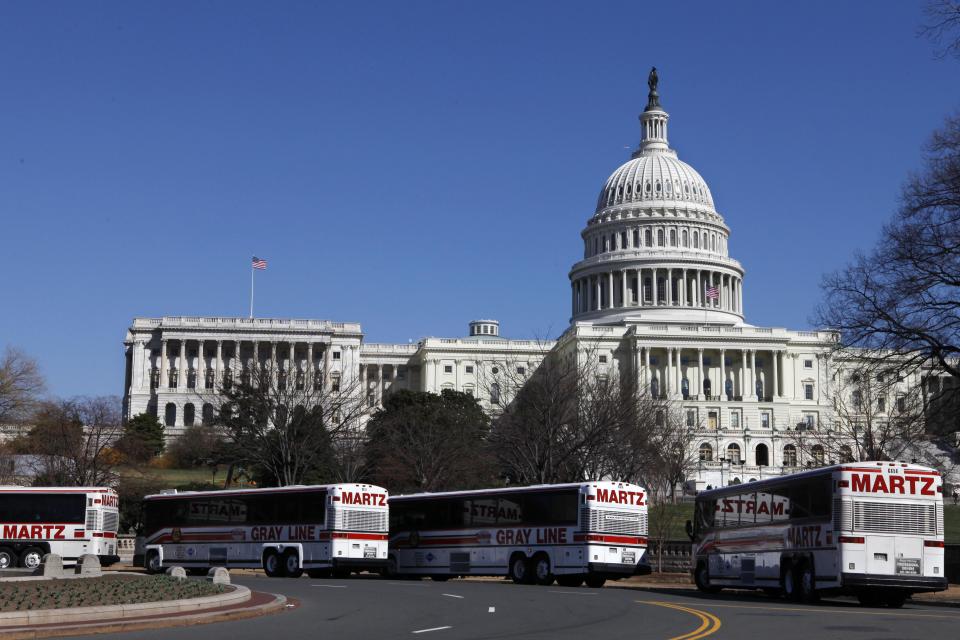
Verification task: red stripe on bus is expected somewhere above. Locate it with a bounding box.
[904,470,940,476]
[103,532,116,539]
[573,534,646,545]
[925,540,945,548]
[73,530,85,538]
[840,467,881,473]
[329,532,388,541]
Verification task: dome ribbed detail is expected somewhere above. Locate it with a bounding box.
[596,153,714,213]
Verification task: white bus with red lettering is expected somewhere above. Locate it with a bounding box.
[139,483,388,577]
[0,486,120,570]
[688,462,947,606]
[388,482,649,587]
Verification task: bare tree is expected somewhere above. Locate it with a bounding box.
[213,362,364,487]
[815,115,960,394]
[0,346,45,425]
[921,0,960,59]
[16,396,124,486]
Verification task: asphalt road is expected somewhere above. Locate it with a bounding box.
[82,576,960,640]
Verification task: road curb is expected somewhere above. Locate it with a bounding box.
[0,591,288,639]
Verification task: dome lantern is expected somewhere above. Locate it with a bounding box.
[637,67,670,155]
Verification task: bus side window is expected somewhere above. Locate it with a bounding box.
[695,500,714,534]
[788,484,812,520]
[755,492,773,523]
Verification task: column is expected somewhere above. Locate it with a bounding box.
[455,359,462,392]
[289,342,296,387]
[720,349,726,399]
[773,351,780,399]
[750,349,757,400]
[571,283,576,316]
[644,347,651,394]
[607,272,614,309]
[323,343,331,389]
[178,340,186,390]
[695,270,701,307]
[215,340,223,387]
[653,269,659,305]
[666,268,673,305]
[741,349,747,398]
[681,269,687,306]
[791,352,799,400]
[676,348,683,394]
[595,276,601,311]
[633,344,641,389]
[621,270,627,307]
[307,342,315,387]
[197,340,205,390]
[271,342,278,385]
[698,348,705,400]
[665,348,672,395]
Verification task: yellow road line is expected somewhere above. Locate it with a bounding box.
[660,600,960,620]
[640,601,722,640]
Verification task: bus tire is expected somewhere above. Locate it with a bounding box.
[430,575,451,582]
[884,592,907,608]
[19,547,43,570]
[282,549,303,578]
[857,591,882,607]
[0,547,15,570]
[145,550,162,574]
[383,555,399,578]
[694,562,720,594]
[585,574,606,588]
[556,575,584,588]
[798,561,818,603]
[532,554,554,586]
[263,550,284,577]
[509,553,531,584]
[782,563,799,601]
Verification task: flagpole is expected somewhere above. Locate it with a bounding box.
[249,261,254,319]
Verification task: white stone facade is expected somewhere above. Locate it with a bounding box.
[122,71,934,487]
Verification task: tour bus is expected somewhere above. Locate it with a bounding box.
[388,481,650,587]
[139,483,389,577]
[0,486,120,570]
[688,462,948,607]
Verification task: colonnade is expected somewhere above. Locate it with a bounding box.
[571,268,742,316]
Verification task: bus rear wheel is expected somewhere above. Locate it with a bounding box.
[263,551,284,578]
[19,547,43,570]
[509,554,532,584]
[782,564,799,601]
[884,592,907,608]
[585,574,606,588]
[0,547,15,570]
[145,550,161,574]
[532,554,554,586]
[282,549,303,578]
[798,562,818,603]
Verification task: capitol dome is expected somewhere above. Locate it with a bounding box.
[568,68,745,326]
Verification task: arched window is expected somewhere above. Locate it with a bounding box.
[693,231,699,248]
[670,229,677,246]
[812,445,825,466]
[727,443,741,464]
[725,378,733,400]
[840,445,854,463]
[657,229,665,246]
[202,403,214,426]
[703,378,712,398]
[621,231,627,248]
[645,229,652,247]
[783,444,797,467]
[682,230,688,247]
[699,443,713,462]
[650,377,659,398]
[164,403,177,427]
[633,229,640,247]
[491,383,501,405]
[755,443,769,466]
[183,403,195,427]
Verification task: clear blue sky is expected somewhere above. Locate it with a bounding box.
[1,1,958,399]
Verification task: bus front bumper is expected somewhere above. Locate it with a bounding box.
[842,572,948,593]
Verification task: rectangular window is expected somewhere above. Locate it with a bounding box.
[686,409,696,427]
[444,365,453,374]
[761,412,770,429]
[804,359,813,369]
[332,351,341,360]
[804,413,816,429]
[367,393,375,408]
[896,396,906,412]
[465,365,474,374]
[804,384,814,400]
[0,493,86,524]
[397,368,406,380]
[516,367,526,375]
[877,396,886,412]
[730,412,740,428]
[599,355,608,364]
[331,375,341,393]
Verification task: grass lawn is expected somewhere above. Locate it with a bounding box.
[649,503,960,543]
[118,465,224,488]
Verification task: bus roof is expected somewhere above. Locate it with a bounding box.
[0,486,115,493]
[695,461,939,501]
[391,481,644,502]
[143,482,386,501]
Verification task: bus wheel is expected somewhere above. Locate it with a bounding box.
[145,551,161,574]
[263,550,284,577]
[782,564,799,601]
[0,547,15,570]
[532,554,554,586]
[798,562,818,603]
[694,562,719,594]
[556,575,584,588]
[857,591,882,607]
[19,547,43,570]
[509,554,531,584]
[430,575,451,582]
[884,592,907,608]
[282,549,303,578]
[585,574,606,588]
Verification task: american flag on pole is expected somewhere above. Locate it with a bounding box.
[252,256,267,270]
[705,284,719,300]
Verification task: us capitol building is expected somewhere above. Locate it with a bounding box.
[123,70,917,489]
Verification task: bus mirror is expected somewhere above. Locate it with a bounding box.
[685,519,694,541]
